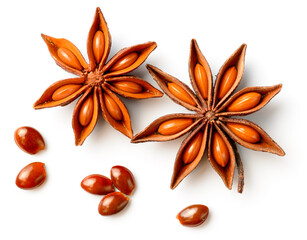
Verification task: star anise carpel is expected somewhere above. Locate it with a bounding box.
[131,39,285,193]
[33,7,163,146]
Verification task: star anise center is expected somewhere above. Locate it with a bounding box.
[85,69,105,86]
[204,110,217,122]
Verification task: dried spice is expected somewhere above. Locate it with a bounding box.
[34,7,162,145]
[16,162,47,189]
[14,126,45,154]
[98,192,129,216]
[110,165,136,195]
[81,174,115,195]
[132,40,285,192]
[177,204,209,227]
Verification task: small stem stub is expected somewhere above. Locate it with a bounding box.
[231,140,244,193]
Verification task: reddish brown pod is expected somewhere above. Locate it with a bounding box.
[16,162,47,189]
[177,204,209,227]
[81,174,115,195]
[110,165,136,195]
[14,126,45,154]
[98,192,129,216]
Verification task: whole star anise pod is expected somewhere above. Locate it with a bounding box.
[33,7,162,145]
[132,39,285,193]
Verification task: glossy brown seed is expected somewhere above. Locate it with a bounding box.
[109,52,138,72]
[98,192,129,216]
[227,92,262,112]
[14,126,45,154]
[16,162,46,189]
[79,95,94,126]
[212,132,229,167]
[177,204,209,227]
[227,122,261,143]
[52,84,82,101]
[93,30,105,64]
[57,47,83,70]
[182,131,203,164]
[110,166,136,195]
[168,83,196,106]
[158,118,193,136]
[103,93,123,121]
[217,66,237,99]
[194,63,208,99]
[112,81,143,93]
[81,174,115,195]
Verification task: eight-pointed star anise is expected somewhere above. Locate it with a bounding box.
[132,39,285,193]
[33,7,162,145]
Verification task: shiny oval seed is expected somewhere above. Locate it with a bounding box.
[212,132,229,167]
[93,30,105,64]
[79,95,94,126]
[177,204,209,227]
[57,47,83,70]
[112,81,143,93]
[109,52,138,72]
[110,166,136,195]
[52,84,81,101]
[104,93,123,121]
[16,162,46,189]
[182,131,203,164]
[98,192,129,216]
[227,92,262,112]
[14,126,45,155]
[158,118,193,136]
[217,66,237,99]
[194,63,208,99]
[81,174,114,195]
[227,122,261,143]
[168,83,196,106]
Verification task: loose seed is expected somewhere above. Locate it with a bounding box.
[110,166,136,195]
[182,131,203,164]
[93,30,105,64]
[57,47,83,70]
[212,131,229,167]
[168,83,196,106]
[112,81,143,93]
[98,192,129,216]
[227,122,261,143]
[103,93,123,121]
[16,162,46,189]
[158,118,193,136]
[81,174,114,195]
[194,63,208,99]
[52,84,81,101]
[79,95,94,126]
[227,92,262,112]
[217,66,237,99]
[177,204,209,227]
[109,52,138,72]
[14,126,45,155]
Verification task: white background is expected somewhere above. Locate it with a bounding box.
[0,0,306,239]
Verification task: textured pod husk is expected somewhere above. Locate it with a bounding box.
[132,114,202,143]
[41,34,88,76]
[146,64,201,112]
[106,76,163,99]
[33,77,87,109]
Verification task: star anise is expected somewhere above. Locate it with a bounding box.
[131,39,285,193]
[34,7,162,145]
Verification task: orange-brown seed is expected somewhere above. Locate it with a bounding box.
[57,47,83,70]
[168,83,196,106]
[93,30,105,64]
[212,132,229,167]
[194,63,208,99]
[52,84,82,101]
[218,66,237,99]
[104,93,123,121]
[182,131,203,164]
[158,118,193,136]
[79,95,94,126]
[227,92,261,112]
[112,81,143,93]
[227,122,261,143]
[109,52,138,72]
